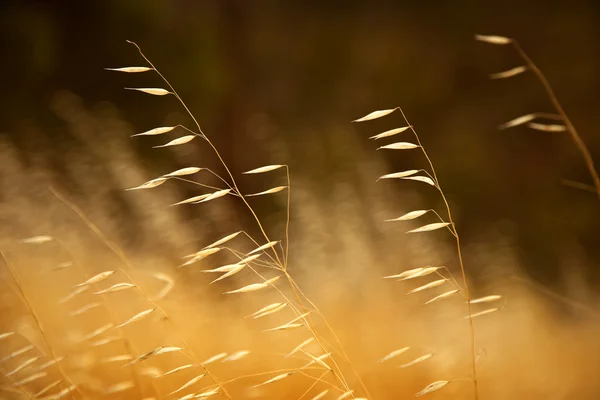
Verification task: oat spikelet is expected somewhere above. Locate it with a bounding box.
[248,241,280,255]
[424,289,459,304]
[377,170,419,180]
[105,66,152,73]
[106,381,135,394]
[116,308,155,328]
[125,87,171,95]
[157,364,194,378]
[336,390,354,399]
[169,375,205,395]
[180,248,222,267]
[210,264,245,283]
[132,126,176,137]
[1,345,34,362]
[498,113,537,129]
[201,352,228,365]
[286,338,315,358]
[243,165,285,174]
[490,66,527,79]
[163,167,203,177]
[203,231,242,249]
[82,323,113,340]
[20,235,53,244]
[252,372,294,387]
[377,142,418,150]
[475,34,511,45]
[527,122,567,132]
[415,380,449,397]
[400,266,441,280]
[246,302,287,319]
[70,302,102,316]
[126,178,168,191]
[468,308,500,318]
[246,186,287,196]
[6,356,41,376]
[15,372,47,385]
[370,126,411,140]
[311,389,329,400]
[224,350,250,361]
[383,267,424,280]
[379,347,410,363]
[75,271,116,286]
[407,279,447,294]
[196,189,231,203]
[94,283,136,294]
[153,135,195,148]
[469,295,502,304]
[0,332,15,340]
[353,108,397,122]
[401,176,436,186]
[34,380,63,397]
[407,222,450,233]
[398,353,434,368]
[385,210,429,222]
[172,194,212,206]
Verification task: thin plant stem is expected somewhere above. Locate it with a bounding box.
[511,40,600,200]
[397,107,479,400]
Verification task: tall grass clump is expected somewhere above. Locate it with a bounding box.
[475,34,600,199]
[352,107,505,399]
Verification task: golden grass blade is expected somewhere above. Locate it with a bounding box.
[246,186,287,197]
[75,271,116,287]
[527,122,567,132]
[105,66,152,73]
[210,264,246,283]
[370,126,411,140]
[498,113,537,129]
[311,389,329,400]
[406,222,450,233]
[400,266,441,280]
[106,381,135,394]
[469,295,502,304]
[424,289,460,304]
[203,231,242,249]
[180,248,222,267]
[243,165,285,174]
[153,135,195,148]
[377,170,419,180]
[172,194,212,206]
[169,374,204,395]
[202,352,228,365]
[398,353,434,368]
[223,350,250,361]
[385,210,429,222]
[401,176,436,186]
[415,380,449,397]
[407,279,447,295]
[163,167,203,177]
[15,372,47,386]
[202,263,241,273]
[157,364,194,378]
[490,66,527,79]
[94,283,135,294]
[263,322,303,332]
[196,387,220,397]
[253,372,294,388]
[126,178,168,191]
[286,338,315,358]
[379,347,410,362]
[59,286,89,303]
[196,189,231,203]
[82,323,113,341]
[223,276,280,294]
[20,235,53,244]
[336,390,354,400]
[102,354,134,363]
[353,108,397,122]
[377,142,418,150]
[132,126,176,137]
[35,357,64,372]
[1,345,34,362]
[6,356,41,376]
[0,332,15,340]
[116,308,155,328]
[125,87,170,96]
[475,34,511,45]
[248,241,280,255]
[246,302,287,319]
[383,267,424,280]
[301,351,332,370]
[34,380,63,397]
[468,308,500,318]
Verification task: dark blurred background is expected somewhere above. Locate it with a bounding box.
[1,0,599,294]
